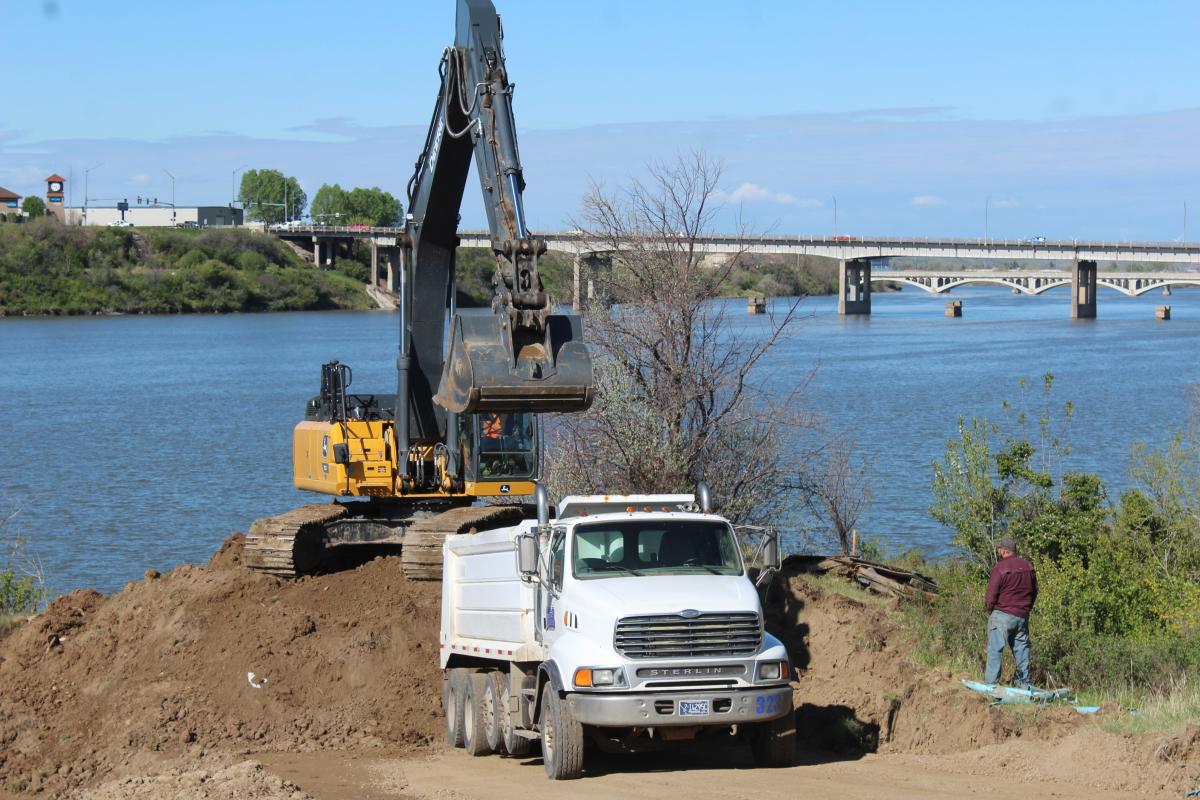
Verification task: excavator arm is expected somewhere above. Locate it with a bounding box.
[402,0,593,442]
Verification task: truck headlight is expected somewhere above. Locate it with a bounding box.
[574,667,623,687]
[757,660,791,681]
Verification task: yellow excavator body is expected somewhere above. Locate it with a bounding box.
[293,419,536,499]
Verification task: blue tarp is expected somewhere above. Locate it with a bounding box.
[960,678,1100,714]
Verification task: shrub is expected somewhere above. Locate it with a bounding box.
[918,375,1200,691]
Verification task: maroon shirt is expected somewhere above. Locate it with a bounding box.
[985,554,1038,618]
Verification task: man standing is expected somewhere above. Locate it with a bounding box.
[984,535,1037,687]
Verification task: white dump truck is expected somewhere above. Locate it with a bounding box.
[439,487,795,779]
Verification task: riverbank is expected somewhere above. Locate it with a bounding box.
[0,220,372,316]
[0,220,847,317]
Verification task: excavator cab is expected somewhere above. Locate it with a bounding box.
[459,411,539,496]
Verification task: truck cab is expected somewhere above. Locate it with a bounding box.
[439,490,795,779]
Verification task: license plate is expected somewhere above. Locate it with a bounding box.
[678,700,711,716]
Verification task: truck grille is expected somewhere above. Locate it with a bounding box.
[614,612,762,659]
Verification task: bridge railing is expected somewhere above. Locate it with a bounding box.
[271,225,1200,256]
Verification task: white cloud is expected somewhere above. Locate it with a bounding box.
[130,173,152,186]
[991,198,1021,209]
[717,181,820,207]
[911,194,945,207]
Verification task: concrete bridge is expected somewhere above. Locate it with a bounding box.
[839,261,1200,319]
[270,226,1200,317]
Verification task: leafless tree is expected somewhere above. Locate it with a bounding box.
[544,153,816,527]
[796,436,873,555]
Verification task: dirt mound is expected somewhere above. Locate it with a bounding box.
[763,564,1067,755]
[765,560,1200,795]
[2,538,1197,797]
[76,760,313,800]
[0,536,442,797]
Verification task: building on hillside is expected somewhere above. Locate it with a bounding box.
[64,204,244,227]
[0,186,21,216]
[45,174,66,222]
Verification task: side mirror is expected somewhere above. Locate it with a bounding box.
[332,443,350,465]
[517,531,539,578]
[764,532,781,571]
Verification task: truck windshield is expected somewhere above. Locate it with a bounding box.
[572,520,742,579]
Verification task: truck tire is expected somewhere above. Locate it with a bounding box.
[483,672,506,754]
[443,670,467,748]
[749,712,796,768]
[463,672,495,756]
[499,674,532,756]
[540,683,584,780]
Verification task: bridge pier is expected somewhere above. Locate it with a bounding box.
[837,259,872,315]
[1071,259,1098,319]
[573,252,613,313]
[370,242,380,287]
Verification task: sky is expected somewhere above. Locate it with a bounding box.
[2,0,1198,240]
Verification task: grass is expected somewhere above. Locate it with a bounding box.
[1079,677,1200,737]
[809,564,1200,739]
[807,571,894,610]
[0,612,30,632]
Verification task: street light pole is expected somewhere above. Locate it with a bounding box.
[833,196,838,237]
[984,196,990,245]
[84,163,103,226]
[231,165,248,207]
[163,169,176,226]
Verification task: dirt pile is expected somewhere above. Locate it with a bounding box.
[764,561,1056,755]
[765,558,1200,795]
[76,760,313,800]
[0,536,442,797]
[2,539,1197,797]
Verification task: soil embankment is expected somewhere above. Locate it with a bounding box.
[0,539,1197,798]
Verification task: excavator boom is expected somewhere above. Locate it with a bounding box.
[404,0,594,419]
[245,0,592,582]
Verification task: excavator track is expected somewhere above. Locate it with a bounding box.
[401,505,525,580]
[244,503,349,578]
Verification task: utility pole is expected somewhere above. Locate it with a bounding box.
[833,196,838,237]
[1185,201,1189,243]
[984,196,990,245]
[84,163,103,226]
[163,169,175,226]
[231,165,248,207]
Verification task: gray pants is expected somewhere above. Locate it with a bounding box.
[984,609,1030,686]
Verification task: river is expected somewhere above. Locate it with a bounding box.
[1,286,1196,594]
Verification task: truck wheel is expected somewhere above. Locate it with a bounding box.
[483,672,506,753]
[540,683,583,779]
[749,713,796,768]
[499,674,532,756]
[463,672,495,756]
[443,670,467,748]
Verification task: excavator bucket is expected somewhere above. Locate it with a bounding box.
[435,312,594,414]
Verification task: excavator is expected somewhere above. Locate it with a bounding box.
[244,0,594,580]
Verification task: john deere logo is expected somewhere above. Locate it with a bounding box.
[680,609,701,619]
[499,484,511,494]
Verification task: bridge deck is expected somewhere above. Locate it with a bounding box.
[273,226,1200,265]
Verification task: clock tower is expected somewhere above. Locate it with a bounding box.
[45,174,66,222]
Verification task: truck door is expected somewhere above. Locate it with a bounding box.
[536,527,566,644]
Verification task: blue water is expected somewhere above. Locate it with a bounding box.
[1,286,1196,594]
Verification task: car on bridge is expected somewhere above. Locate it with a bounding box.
[1025,236,1047,244]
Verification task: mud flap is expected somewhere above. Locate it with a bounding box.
[435,313,594,413]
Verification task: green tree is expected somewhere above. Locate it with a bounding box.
[21,197,46,219]
[310,183,402,226]
[239,169,306,224]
